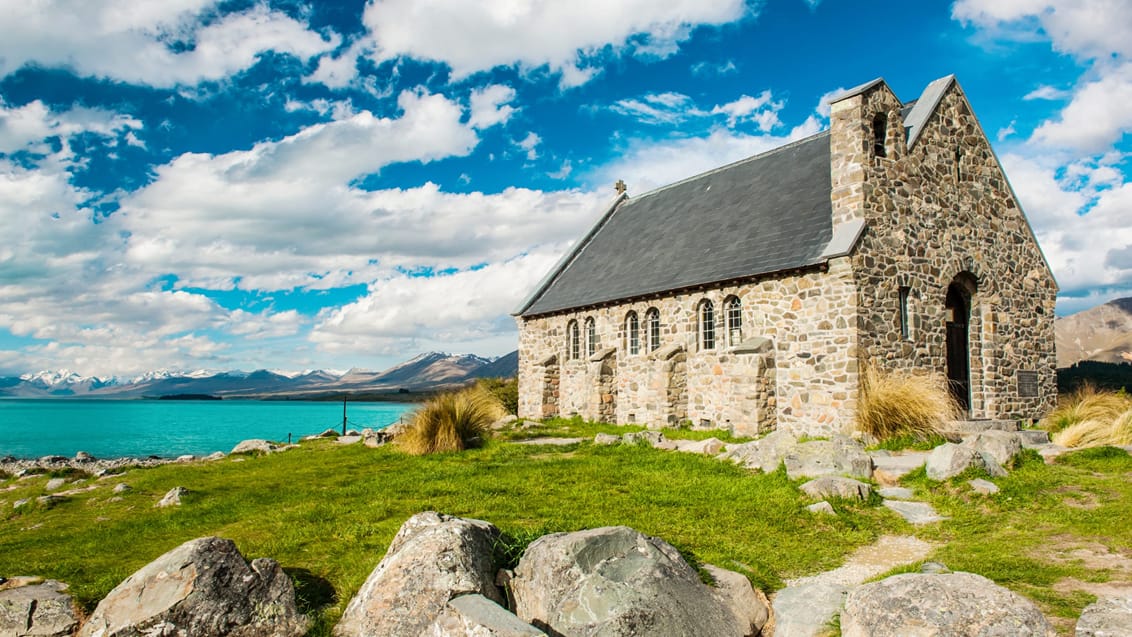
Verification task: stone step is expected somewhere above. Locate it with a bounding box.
[941,419,1018,435]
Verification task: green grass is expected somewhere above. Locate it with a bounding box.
[4,423,1132,635]
[500,415,753,444]
[0,435,883,634]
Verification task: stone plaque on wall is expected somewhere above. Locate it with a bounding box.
[1017,371,1039,398]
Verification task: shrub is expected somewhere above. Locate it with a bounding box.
[397,386,506,455]
[855,366,958,442]
[476,377,518,415]
[1051,408,1132,448]
[1040,383,1132,434]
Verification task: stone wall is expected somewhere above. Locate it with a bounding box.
[517,262,860,437]
[829,80,1057,421]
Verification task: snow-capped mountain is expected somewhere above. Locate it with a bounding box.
[0,351,517,399]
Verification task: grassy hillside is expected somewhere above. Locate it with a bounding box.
[3,422,1131,635]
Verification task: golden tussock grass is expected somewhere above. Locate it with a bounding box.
[1052,407,1132,448]
[1041,383,1132,436]
[396,386,506,455]
[855,366,959,442]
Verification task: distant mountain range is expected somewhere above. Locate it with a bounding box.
[0,350,518,399]
[1055,298,1132,368]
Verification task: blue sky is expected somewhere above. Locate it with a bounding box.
[1,0,1130,377]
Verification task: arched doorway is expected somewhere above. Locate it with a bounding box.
[945,281,972,415]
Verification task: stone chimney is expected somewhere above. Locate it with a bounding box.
[827,78,903,228]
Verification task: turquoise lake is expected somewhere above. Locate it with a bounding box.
[0,399,417,459]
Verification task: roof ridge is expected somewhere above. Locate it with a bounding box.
[628,130,831,202]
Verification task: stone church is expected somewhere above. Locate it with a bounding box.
[513,75,1057,437]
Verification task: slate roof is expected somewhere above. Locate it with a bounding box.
[518,132,835,317]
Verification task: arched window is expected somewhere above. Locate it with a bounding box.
[584,317,597,357]
[568,320,580,360]
[699,300,715,350]
[872,112,887,158]
[725,296,742,346]
[646,308,661,352]
[626,311,639,355]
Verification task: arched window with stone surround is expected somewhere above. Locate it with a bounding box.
[584,317,597,357]
[567,320,579,360]
[873,112,887,158]
[699,300,716,350]
[626,311,639,355]
[725,296,742,346]
[646,308,661,352]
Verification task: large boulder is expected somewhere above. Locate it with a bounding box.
[230,439,279,455]
[925,443,981,480]
[783,435,873,480]
[79,537,308,637]
[965,430,1023,466]
[334,512,504,637]
[1076,595,1132,636]
[800,477,872,501]
[510,525,765,636]
[718,430,798,472]
[840,572,1054,637]
[0,580,80,637]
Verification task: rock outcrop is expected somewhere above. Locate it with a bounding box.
[0,580,80,637]
[1076,595,1132,637]
[79,536,308,637]
[509,525,766,637]
[783,435,873,480]
[334,512,504,637]
[840,572,1054,637]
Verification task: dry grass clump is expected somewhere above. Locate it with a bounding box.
[397,386,506,455]
[855,366,959,442]
[1040,383,1132,435]
[1051,402,1132,449]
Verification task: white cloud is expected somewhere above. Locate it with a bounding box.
[1024,85,1071,101]
[711,91,783,130]
[691,59,737,77]
[611,92,701,125]
[517,132,542,160]
[355,0,749,87]
[0,100,142,153]
[468,84,517,129]
[952,0,1132,60]
[311,252,563,352]
[1029,63,1132,153]
[0,1,337,86]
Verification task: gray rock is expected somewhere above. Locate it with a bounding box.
[925,442,980,480]
[424,594,546,637]
[675,437,725,455]
[877,487,915,500]
[155,486,188,508]
[718,429,798,472]
[870,451,928,485]
[335,435,363,445]
[593,433,620,445]
[807,501,836,515]
[783,435,873,480]
[112,483,131,494]
[969,478,1000,494]
[45,478,66,491]
[36,494,67,507]
[621,430,666,446]
[490,415,520,431]
[980,452,1010,478]
[1019,429,1051,447]
[0,580,79,637]
[800,477,871,501]
[78,537,308,637]
[175,454,195,462]
[771,579,847,637]
[841,572,1054,637]
[205,451,225,461]
[74,451,94,462]
[882,500,946,524]
[920,561,951,574]
[965,430,1023,466]
[1077,595,1132,636]
[1038,444,1070,462]
[334,512,504,637]
[510,525,763,637]
[13,498,29,509]
[702,564,771,636]
[230,439,278,455]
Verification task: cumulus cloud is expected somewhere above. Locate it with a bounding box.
[610,92,702,125]
[468,84,517,129]
[953,0,1132,60]
[0,1,337,86]
[355,0,749,86]
[711,91,783,130]
[0,100,142,153]
[1029,63,1132,153]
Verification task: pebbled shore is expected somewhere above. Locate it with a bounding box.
[0,451,225,478]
